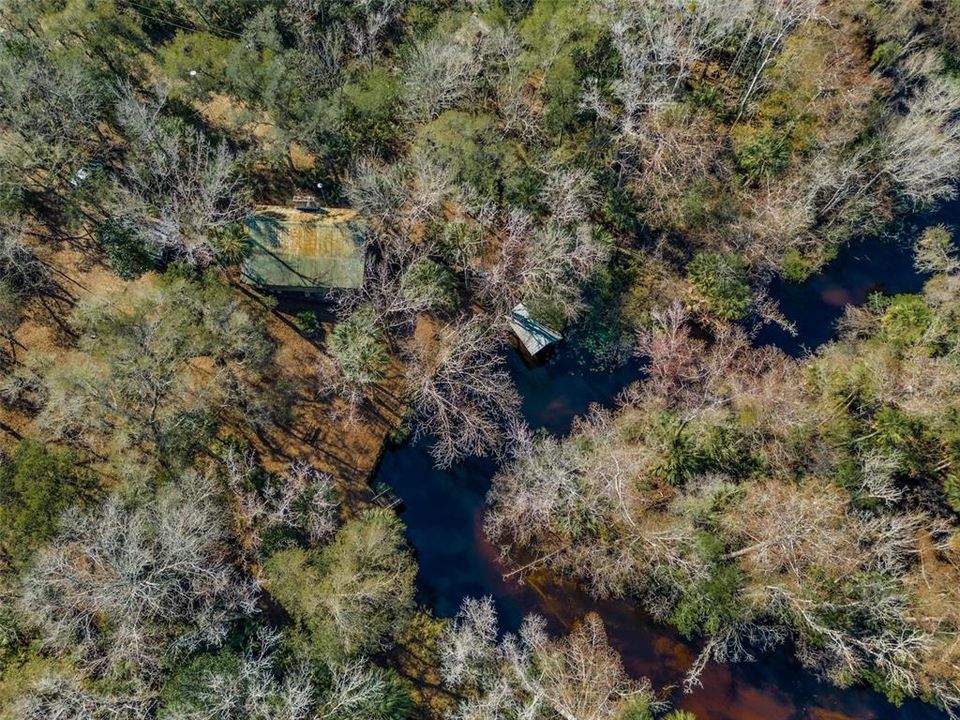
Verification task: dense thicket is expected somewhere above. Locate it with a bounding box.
[1,0,960,718]
[488,232,960,712]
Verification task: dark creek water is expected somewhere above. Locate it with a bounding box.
[372,211,956,719]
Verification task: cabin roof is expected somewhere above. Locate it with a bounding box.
[241,206,365,291]
[507,303,562,356]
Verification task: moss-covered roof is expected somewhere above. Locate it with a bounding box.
[241,206,365,290]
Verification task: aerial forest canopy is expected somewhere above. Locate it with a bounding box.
[488,253,960,709]
[1,0,960,719]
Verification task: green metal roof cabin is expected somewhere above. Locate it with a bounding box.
[241,205,366,292]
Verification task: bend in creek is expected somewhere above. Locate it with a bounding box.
[372,220,953,720]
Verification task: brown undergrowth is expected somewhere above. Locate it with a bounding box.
[0,231,405,508]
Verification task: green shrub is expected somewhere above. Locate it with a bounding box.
[264,510,416,662]
[328,305,389,385]
[518,0,606,136]
[342,66,402,153]
[159,31,234,99]
[651,413,702,484]
[871,41,903,70]
[679,183,710,230]
[210,223,254,265]
[782,247,817,282]
[400,258,459,312]
[159,649,241,717]
[295,310,322,338]
[415,111,532,204]
[570,263,638,371]
[687,252,752,320]
[618,696,655,720]
[97,217,156,280]
[671,562,746,638]
[689,78,724,112]
[0,440,96,569]
[944,474,960,513]
[732,125,791,181]
[880,294,934,347]
[387,408,413,446]
[871,406,931,476]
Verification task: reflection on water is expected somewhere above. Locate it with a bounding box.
[754,221,936,356]
[373,212,957,719]
[374,351,645,624]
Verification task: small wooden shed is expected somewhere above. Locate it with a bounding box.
[507,303,562,359]
[241,206,365,292]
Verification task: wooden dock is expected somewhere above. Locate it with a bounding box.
[371,485,403,510]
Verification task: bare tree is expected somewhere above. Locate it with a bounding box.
[733,0,821,116]
[883,77,960,206]
[402,22,485,121]
[15,672,151,720]
[115,86,250,266]
[722,480,863,580]
[636,303,704,400]
[489,27,542,143]
[146,621,405,719]
[347,0,408,60]
[479,211,607,322]
[345,153,460,261]
[542,167,599,227]
[35,276,276,469]
[512,613,663,720]
[0,221,49,294]
[0,42,106,208]
[281,0,346,90]
[584,0,761,138]
[315,351,372,427]
[915,225,960,276]
[344,157,407,234]
[165,628,316,720]
[636,302,757,408]
[439,596,500,690]
[484,429,595,551]
[405,316,520,467]
[317,658,398,720]
[440,598,664,720]
[20,475,257,681]
[475,209,533,314]
[856,449,905,506]
[224,450,339,554]
[486,404,710,598]
[719,478,931,695]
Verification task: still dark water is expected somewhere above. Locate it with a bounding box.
[372,211,955,719]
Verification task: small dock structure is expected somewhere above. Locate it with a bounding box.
[507,303,562,359]
[371,484,403,510]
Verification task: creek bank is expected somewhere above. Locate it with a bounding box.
[372,213,959,718]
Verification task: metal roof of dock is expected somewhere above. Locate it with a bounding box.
[507,303,562,356]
